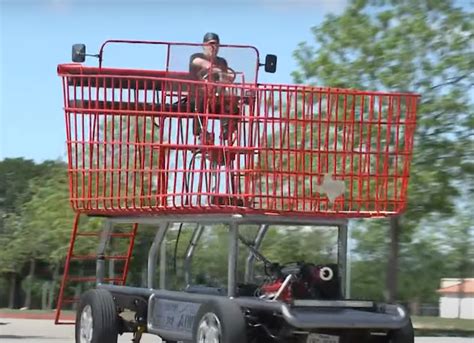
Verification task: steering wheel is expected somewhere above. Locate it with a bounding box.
[199,66,237,83]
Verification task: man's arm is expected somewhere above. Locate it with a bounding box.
[191,56,214,70]
[189,55,234,82]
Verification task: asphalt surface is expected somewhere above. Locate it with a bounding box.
[0,318,471,343]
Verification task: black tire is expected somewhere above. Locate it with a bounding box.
[75,289,119,343]
[388,319,414,343]
[192,298,247,343]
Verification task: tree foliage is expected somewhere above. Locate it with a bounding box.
[292,0,473,302]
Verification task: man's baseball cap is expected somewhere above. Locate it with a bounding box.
[203,32,220,43]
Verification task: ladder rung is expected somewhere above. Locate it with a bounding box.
[76,232,100,237]
[71,254,129,260]
[68,276,123,283]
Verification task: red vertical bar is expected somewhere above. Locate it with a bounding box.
[340,92,349,213]
[159,146,167,207]
[333,90,340,211]
[63,77,74,209]
[172,83,180,208]
[394,96,402,212]
[148,80,156,207]
[316,89,323,211]
[117,78,124,209]
[375,95,383,213]
[165,82,174,208]
[281,86,286,210]
[348,94,356,212]
[325,88,332,212]
[140,83,147,208]
[293,86,298,210]
[77,78,85,210]
[274,86,278,209]
[72,80,78,210]
[382,96,394,212]
[132,84,140,211]
[120,223,139,285]
[357,94,365,213]
[366,95,375,211]
[103,77,108,210]
[300,88,307,211]
[308,90,315,211]
[182,82,191,207]
[110,77,116,210]
[55,213,81,324]
[286,88,292,210]
[125,79,132,210]
[94,76,101,211]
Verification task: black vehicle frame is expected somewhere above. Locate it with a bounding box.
[74,214,413,343]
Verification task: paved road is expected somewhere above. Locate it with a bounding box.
[0,318,471,343]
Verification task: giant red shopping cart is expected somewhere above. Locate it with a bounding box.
[59,40,418,219]
[55,40,419,342]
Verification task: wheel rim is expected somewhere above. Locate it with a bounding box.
[197,312,222,343]
[79,304,93,343]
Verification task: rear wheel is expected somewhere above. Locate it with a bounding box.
[192,298,247,343]
[75,289,119,343]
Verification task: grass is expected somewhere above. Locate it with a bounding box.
[412,316,474,336]
[412,316,474,331]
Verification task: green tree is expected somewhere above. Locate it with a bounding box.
[293,0,473,302]
[0,158,62,307]
[0,161,72,307]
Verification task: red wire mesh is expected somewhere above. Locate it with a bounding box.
[58,64,419,218]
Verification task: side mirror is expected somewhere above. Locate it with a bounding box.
[264,54,277,73]
[72,44,86,63]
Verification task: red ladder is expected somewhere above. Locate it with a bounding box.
[55,213,138,324]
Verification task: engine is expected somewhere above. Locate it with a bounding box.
[259,262,342,302]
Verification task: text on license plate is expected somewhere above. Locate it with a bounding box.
[306,333,340,343]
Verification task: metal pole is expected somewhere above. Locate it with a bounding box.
[184,225,205,286]
[228,222,239,297]
[245,224,269,283]
[159,237,166,289]
[338,221,349,299]
[96,220,113,284]
[148,222,169,289]
[346,223,351,299]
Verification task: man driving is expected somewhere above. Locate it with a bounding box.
[188,32,239,140]
[189,32,234,82]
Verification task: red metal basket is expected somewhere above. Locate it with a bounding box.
[58,63,418,218]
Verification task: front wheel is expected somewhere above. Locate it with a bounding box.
[192,298,247,343]
[75,289,119,343]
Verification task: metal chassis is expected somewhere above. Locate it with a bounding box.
[91,214,409,341]
[95,214,350,298]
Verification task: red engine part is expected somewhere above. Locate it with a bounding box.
[261,279,292,302]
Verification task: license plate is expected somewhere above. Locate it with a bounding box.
[306,333,340,343]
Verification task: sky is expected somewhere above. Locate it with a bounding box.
[0,0,349,162]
